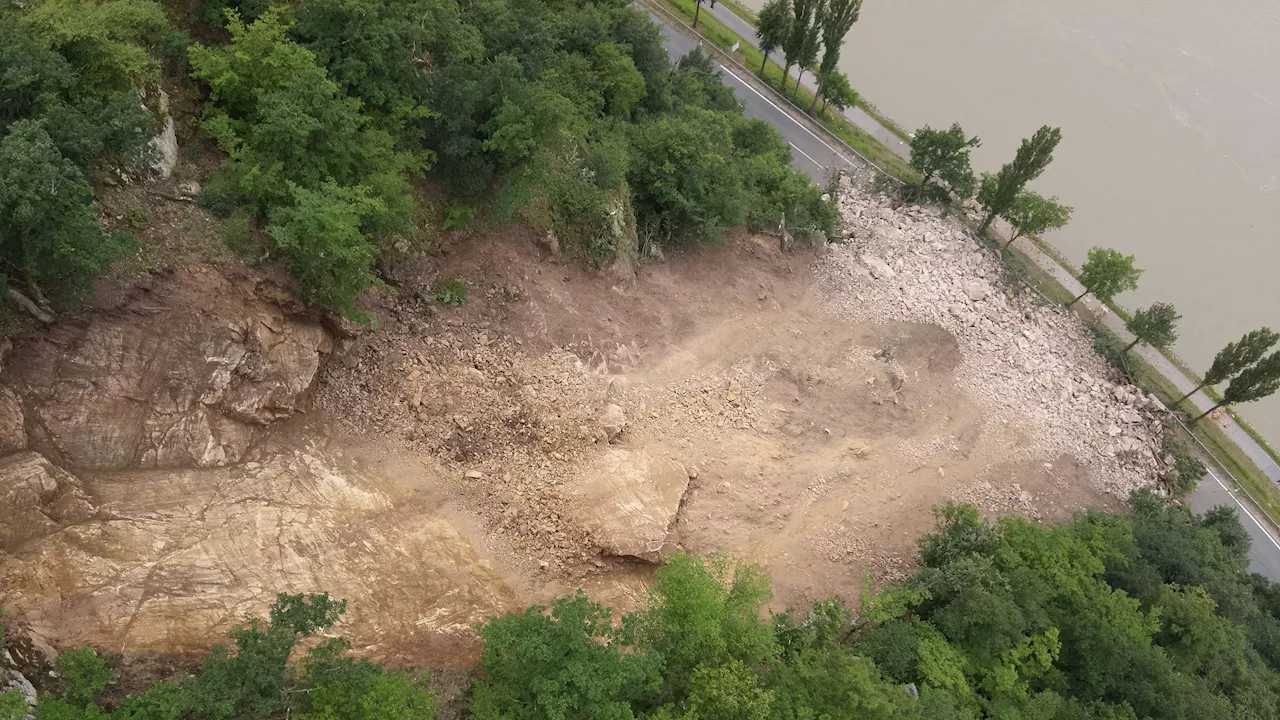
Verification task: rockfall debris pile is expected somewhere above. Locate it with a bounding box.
[820,176,1169,498]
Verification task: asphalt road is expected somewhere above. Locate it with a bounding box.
[649,6,1280,580]
[701,1,910,157]
[652,14,856,183]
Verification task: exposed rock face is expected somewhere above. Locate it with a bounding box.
[567,449,690,562]
[0,452,95,550]
[3,267,331,470]
[148,88,178,180]
[0,446,517,665]
[0,388,25,456]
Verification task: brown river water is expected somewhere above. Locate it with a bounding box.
[741,0,1280,445]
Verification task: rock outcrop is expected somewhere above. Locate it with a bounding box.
[567,449,690,562]
[3,266,331,470]
[0,452,95,551]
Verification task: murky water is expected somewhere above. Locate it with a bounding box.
[740,0,1280,443]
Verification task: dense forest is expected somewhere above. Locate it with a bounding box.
[0,0,835,321]
[7,492,1280,719]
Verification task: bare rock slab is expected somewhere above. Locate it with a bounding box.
[0,451,94,550]
[567,449,689,562]
[3,266,331,470]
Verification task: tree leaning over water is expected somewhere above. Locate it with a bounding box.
[977,125,1062,233]
[1195,352,1280,422]
[1177,328,1280,404]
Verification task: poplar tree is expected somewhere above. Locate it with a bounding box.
[1178,328,1280,403]
[977,125,1062,233]
[808,0,862,113]
[1124,303,1181,353]
[756,0,792,76]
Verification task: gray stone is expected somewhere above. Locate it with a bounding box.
[861,254,896,280]
[567,449,689,562]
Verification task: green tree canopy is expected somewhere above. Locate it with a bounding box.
[1125,302,1181,353]
[818,70,857,113]
[1070,247,1142,307]
[756,0,793,75]
[1196,352,1280,422]
[809,0,862,112]
[977,125,1063,233]
[908,123,981,202]
[1179,328,1280,404]
[999,190,1072,249]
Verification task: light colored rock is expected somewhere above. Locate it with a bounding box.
[0,451,94,550]
[177,180,202,199]
[4,266,331,470]
[965,279,992,302]
[0,448,517,661]
[861,254,896,280]
[599,403,627,443]
[147,89,178,180]
[567,449,689,562]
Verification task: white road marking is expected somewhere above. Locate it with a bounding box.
[1206,467,1280,554]
[717,63,854,168]
[788,141,825,172]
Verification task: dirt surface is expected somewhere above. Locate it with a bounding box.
[0,193,1147,669]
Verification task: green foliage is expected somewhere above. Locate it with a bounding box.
[0,121,135,298]
[0,2,166,306]
[0,691,26,720]
[57,649,112,705]
[908,124,980,202]
[1125,302,1181,352]
[1219,352,1280,410]
[20,0,171,93]
[810,0,862,111]
[818,71,857,113]
[999,190,1071,246]
[266,184,385,321]
[1074,247,1142,305]
[470,592,659,720]
[189,7,415,318]
[625,554,777,702]
[298,640,437,720]
[1204,328,1280,387]
[756,0,793,73]
[1162,434,1207,496]
[430,278,467,307]
[977,125,1063,233]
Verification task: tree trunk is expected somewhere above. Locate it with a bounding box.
[978,211,996,234]
[1124,338,1141,353]
[794,68,806,98]
[1193,401,1226,423]
[820,96,829,112]
[808,77,824,113]
[8,288,53,324]
[1176,380,1209,405]
[1002,233,1021,250]
[780,63,792,90]
[760,52,769,75]
[693,2,701,28]
[1066,289,1089,308]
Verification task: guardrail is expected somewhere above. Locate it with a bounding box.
[639,0,907,186]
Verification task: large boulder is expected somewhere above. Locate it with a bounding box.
[3,266,331,470]
[567,449,690,562]
[0,451,94,550]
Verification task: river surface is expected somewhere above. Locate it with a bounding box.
[740,0,1280,446]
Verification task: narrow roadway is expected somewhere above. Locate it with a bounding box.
[652,14,856,183]
[651,5,1280,579]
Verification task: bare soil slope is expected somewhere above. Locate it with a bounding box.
[0,187,1164,667]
